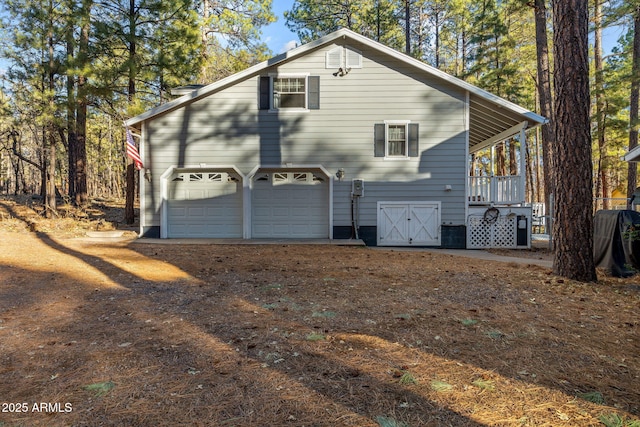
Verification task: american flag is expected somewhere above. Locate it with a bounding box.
[126,128,144,170]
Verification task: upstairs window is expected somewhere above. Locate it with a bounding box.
[273,77,306,109]
[259,75,320,111]
[387,124,407,157]
[374,122,420,159]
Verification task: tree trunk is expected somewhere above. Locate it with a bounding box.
[73,0,92,206]
[405,0,411,55]
[551,0,597,281]
[45,0,57,217]
[66,32,77,201]
[508,139,517,176]
[124,0,137,224]
[125,162,135,224]
[627,5,640,208]
[533,0,555,210]
[496,143,506,176]
[594,0,609,210]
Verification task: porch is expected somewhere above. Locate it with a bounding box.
[468,175,524,206]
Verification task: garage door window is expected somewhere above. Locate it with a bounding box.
[270,172,325,185]
[172,172,237,182]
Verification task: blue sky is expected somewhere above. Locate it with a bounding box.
[262,0,300,54]
[262,1,625,56]
[0,1,629,77]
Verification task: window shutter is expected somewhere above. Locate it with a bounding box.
[374,124,386,157]
[308,76,320,110]
[259,76,270,110]
[345,47,363,68]
[326,47,342,68]
[408,123,419,157]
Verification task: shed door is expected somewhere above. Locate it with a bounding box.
[378,202,441,246]
[252,171,329,238]
[167,171,243,238]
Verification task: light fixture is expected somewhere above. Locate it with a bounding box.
[144,169,152,182]
[332,67,351,77]
[336,168,345,181]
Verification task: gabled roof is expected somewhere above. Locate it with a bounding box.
[126,28,546,152]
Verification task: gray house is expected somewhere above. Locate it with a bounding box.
[126,29,546,247]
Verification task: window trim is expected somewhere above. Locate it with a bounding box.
[384,120,411,160]
[268,73,310,112]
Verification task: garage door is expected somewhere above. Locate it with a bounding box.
[377,201,441,246]
[252,171,329,238]
[167,171,242,238]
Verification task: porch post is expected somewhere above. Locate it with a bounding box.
[520,126,527,204]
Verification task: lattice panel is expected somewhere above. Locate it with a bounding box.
[467,215,517,249]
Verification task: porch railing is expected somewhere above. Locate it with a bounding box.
[468,175,523,205]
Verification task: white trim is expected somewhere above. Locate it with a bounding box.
[138,123,146,237]
[471,121,528,154]
[383,120,411,160]
[623,144,640,162]
[464,91,470,225]
[519,126,526,204]
[267,73,310,112]
[160,165,245,239]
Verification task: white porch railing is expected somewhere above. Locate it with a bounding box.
[468,175,523,205]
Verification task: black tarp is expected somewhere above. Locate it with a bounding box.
[593,210,640,277]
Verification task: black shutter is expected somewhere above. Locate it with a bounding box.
[374,124,386,157]
[259,76,270,110]
[408,123,419,157]
[308,76,320,109]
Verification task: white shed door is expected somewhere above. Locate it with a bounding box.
[378,202,441,246]
[167,171,242,238]
[252,172,329,238]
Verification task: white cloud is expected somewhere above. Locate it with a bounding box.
[280,40,298,53]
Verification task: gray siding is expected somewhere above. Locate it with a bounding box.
[142,40,467,229]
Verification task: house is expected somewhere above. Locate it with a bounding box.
[125,28,546,248]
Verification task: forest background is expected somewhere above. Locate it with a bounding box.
[0,0,637,222]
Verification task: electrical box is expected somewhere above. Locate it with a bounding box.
[352,179,364,197]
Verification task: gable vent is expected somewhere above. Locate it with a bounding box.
[326,46,362,69]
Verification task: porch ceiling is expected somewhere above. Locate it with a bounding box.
[468,94,546,153]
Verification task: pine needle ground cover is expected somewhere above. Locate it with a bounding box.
[0,198,638,426]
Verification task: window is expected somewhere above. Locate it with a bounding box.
[273,77,306,109]
[387,124,407,157]
[374,122,420,159]
[259,75,320,111]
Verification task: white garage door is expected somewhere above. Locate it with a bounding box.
[252,171,329,238]
[167,171,242,238]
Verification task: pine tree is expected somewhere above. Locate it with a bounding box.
[552,0,597,281]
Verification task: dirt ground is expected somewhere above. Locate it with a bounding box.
[0,196,638,427]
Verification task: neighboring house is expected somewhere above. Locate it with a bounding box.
[126,28,546,248]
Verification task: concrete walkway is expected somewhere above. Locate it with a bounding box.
[375,247,553,268]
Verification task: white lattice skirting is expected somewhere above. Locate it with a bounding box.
[467,215,517,249]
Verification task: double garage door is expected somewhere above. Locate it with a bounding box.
[166,169,329,239]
